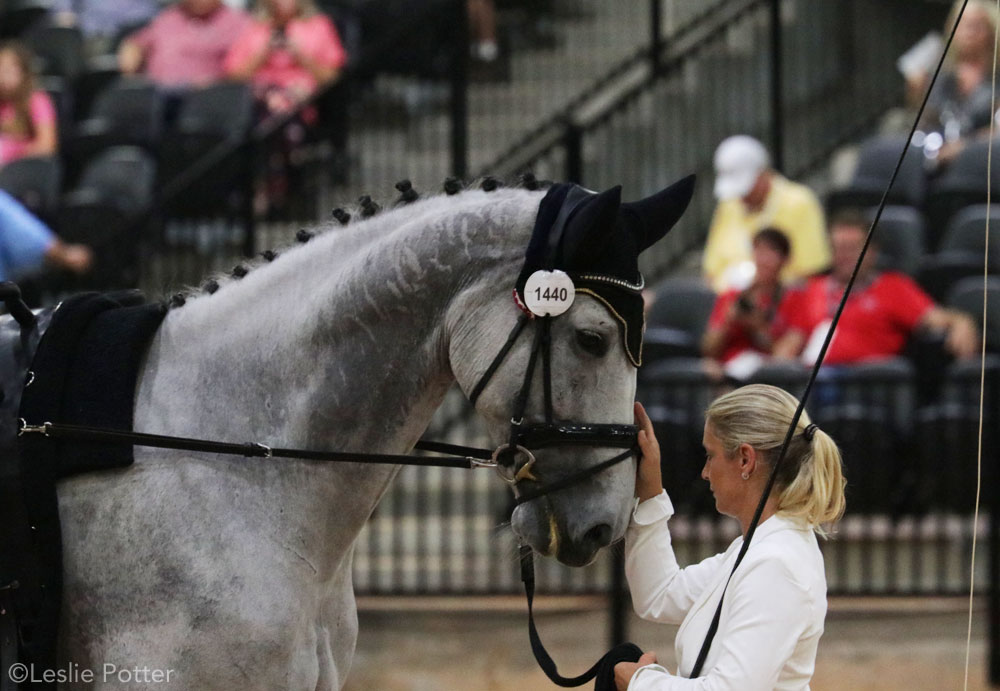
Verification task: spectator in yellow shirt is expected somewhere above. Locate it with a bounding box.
[703,135,830,292]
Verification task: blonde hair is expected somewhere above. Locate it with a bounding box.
[945,0,1000,65]
[705,384,846,534]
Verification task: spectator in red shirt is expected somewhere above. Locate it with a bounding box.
[117,0,251,89]
[0,41,58,167]
[702,228,801,380]
[773,210,979,365]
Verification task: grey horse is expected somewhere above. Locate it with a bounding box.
[54,181,690,689]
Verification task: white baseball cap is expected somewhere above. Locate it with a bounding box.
[713,135,770,200]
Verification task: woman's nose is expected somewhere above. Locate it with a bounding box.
[700,462,709,481]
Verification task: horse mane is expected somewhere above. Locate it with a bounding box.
[171,177,549,307]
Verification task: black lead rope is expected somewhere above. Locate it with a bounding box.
[688,1,971,678]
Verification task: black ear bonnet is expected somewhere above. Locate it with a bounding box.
[515,175,696,366]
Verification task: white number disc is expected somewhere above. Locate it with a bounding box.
[524,270,575,317]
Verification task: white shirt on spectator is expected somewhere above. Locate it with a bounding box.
[625,491,827,690]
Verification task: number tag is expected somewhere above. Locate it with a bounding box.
[523,270,575,317]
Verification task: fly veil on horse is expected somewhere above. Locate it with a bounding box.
[0,174,694,689]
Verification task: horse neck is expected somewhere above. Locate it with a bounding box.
[135,190,533,456]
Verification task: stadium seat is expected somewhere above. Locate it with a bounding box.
[946,275,1000,352]
[810,359,916,513]
[746,360,810,398]
[0,156,61,223]
[158,82,255,217]
[644,277,716,364]
[0,0,50,39]
[940,204,1000,257]
[914,356,1000,511]
[926,138,1000,242]
[867,205,925,276]
[23,25,85,81]
[916,250,989,303]
[64,79,163,183]
[827,135,926,213]
[56,147,156,290]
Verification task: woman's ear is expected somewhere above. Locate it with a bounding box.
[738,443,757,475]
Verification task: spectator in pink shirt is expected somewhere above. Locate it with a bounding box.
[117,0,251,89]
[224,0,347,118]
[224,0,347,216]
[0,42,58,167]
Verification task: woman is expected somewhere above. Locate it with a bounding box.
[616,387,845,690]
[224,0,347,215]
[910,0,1000,166]
[0,41,58,167]
[224,0,346,117]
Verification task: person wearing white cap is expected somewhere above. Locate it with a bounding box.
[702,135,829,293]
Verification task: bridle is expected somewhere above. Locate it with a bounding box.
[469,304,638,507]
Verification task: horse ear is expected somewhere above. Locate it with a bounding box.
[619,174,696,252]
[561,185,622,269]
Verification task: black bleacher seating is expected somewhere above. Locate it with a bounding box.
[23,25,85,81]
[158,82,255,217]
[926,138,1000,244]
[0,155,61,222]
[941,204,1000,257]
[746,360,810,398]
[64,78,163,183]
[916,250,988,303]
[947,275,1000,352]
[0,0,50,39]
[811,359,916,513]
[56,146,156,290]
[868,205,925,276]
[828,135,926,213]
[914,356,1000,511]
[644,277,717,365]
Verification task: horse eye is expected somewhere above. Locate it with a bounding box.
[576,329,608,357]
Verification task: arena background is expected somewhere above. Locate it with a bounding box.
[3,0,998,688]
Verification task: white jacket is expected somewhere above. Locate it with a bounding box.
[625,491,827,690]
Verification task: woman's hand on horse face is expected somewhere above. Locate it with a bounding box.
[614,652,658,690]
[634,402,662,502]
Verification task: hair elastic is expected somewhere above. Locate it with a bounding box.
[803,423,818,442]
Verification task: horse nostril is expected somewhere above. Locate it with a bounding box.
[583,523,613,550]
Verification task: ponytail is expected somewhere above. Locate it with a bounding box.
[777,426,845,535]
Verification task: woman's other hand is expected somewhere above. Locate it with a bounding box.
[614,651,658,690]
[634,401,662,502]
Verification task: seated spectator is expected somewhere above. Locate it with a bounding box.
[50,0,160,57]
[703,135,830,292]
[224,0,347,216]
[118,0,250,89]
[702,228,800,380]
[0,42,58,168]
[773,209,979,365]
[905,0,999,168]
[224,0,346,116]
[0,189,92,280]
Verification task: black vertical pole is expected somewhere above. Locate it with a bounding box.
[650,0,662,75]
[564,120,583,184]
[991,369,1000,684]
[769,0,784,172]
[610,549,628,648]
[450,0,469,178]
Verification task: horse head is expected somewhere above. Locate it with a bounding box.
[450,175,695,567]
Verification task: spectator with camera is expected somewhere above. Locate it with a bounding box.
[702,228,801,381]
